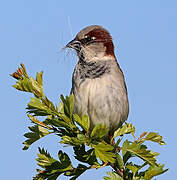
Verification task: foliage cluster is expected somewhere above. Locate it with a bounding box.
[11,64,168,180]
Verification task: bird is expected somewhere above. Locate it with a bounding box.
[66,25,129,135]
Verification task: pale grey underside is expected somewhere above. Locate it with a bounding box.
[71,59,129,132]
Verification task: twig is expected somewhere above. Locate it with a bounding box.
[110,163,124,179]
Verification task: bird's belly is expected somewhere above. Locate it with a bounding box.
[73,77,129,132]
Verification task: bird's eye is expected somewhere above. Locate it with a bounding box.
[80,36,95,45]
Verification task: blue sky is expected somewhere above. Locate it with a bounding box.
[1,0,177,179]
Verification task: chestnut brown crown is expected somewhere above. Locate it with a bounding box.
[66,25,115,57]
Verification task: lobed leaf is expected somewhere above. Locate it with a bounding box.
[13,77,33,92]
[58,101,64,113]
[38,147,52,158]
[42,96,56,112]
[60,135,86,146]
[142,132,166,145]
[35,148,73,179]
[64,164,88,180]
[92,141,115,163]
[44,117,71,129]
[36,72,43,87]
[73,114,90,133]
[104,171,123,180]
[23,125,51,150]
[126,162,148,175]
[27,97,54,116]
[73,145,99,166]
[30,76,44,97]
[12,65,44,98]
[91,124,108,139]
[60,94,74,118]
[144,164,168,180]
[113,123,135,139]
[122,140,158,166]
[57,150,73,171]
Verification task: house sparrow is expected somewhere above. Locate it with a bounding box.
[66,25,129,134]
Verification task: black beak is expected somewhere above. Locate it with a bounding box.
[66,38,81,51]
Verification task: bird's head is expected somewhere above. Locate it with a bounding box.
[66,25,115,61]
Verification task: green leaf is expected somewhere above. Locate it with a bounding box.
[47,173,61,180]
[126,163,139,175]
[113,123,135,138]
[92,141,115,163]
[73,114,90,133]
[35,148,73,179]
[33,171,61,180]
[91,124,108,139]
[30,76,43,97]
[23,125,51,150]
[126,162,148,175]
[116,154,124,169]
[44,117,78,138]
[37,147,56,168]
[64,164,88,180]
[44,117,71,130]
[37,154,57,168]
[144,164,168,180]
[13,77,33,92]
[27,97,54,116]
[59,114,76,129]
[36,71,43,87]
[60,94,74,118]
[122,140,158,166]
[58,101,64,113]
[123,151,133,165]
[122,140,132,157]
[60,135,86,146]
[42,96,56,112]
[57,150,73,171]
[12,66,44,97]
[142,132,166,145]
[103,171,123,180]
[67,94,74,118]
[38,147,52,158]
[73,145,99,166]
[20,63,29,78]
